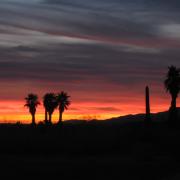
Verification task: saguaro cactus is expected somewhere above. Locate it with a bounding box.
[145,86,151,123]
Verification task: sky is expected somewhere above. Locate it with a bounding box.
[0,0,180,123]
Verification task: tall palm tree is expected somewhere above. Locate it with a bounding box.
[43,93,58,124]
[56,91,71,124]
[43,94,49,124]
[24,93,40,125]
[164,66,180,122]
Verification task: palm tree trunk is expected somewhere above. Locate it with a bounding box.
[45,110,48,124]
[169,94,178,124]
[171,95,177,110]
[58,109,63,123]
[32,114,35,125]
[49,113,52,124]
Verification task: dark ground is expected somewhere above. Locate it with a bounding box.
[0,120,180,179]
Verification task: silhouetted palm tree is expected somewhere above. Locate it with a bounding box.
[43,93,58,124]
[56,91,71,124]
[164,66,180,122]
[43,94,49,124]
[24,93,40,125]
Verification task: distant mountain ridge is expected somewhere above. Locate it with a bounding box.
[64,108,180,125]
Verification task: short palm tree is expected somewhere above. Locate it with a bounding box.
[164,66,180,121]
[56,91,71,124]
[24,93,40,125]
[43,93,58,124]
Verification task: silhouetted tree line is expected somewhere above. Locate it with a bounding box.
[24,66,180,126]
[145,65,180,125]
[25,91,70,125]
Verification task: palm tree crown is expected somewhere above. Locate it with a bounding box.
[164,66,180,97]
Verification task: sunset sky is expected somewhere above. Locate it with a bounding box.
[0,0,180,123]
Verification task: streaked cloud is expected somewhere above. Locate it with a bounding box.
[159,24,180,39]
[0,0,180,121]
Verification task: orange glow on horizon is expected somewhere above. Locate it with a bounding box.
[0,94,178,124]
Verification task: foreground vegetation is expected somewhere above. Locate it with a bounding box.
[0,119,180,179]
